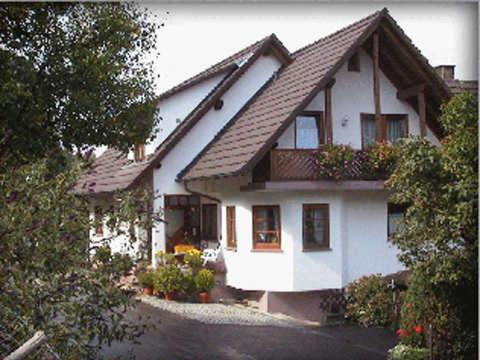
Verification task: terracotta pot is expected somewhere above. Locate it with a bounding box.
[197,292,209,304]
[164,291,175,301]
[143,287,153,296]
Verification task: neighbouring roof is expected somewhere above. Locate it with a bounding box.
[75,34,290,194]
[180,8,457,181]
[445,79,478,96]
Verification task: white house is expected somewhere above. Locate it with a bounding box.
[75,8,477,320]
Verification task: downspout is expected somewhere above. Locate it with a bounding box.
[183,179,221,203]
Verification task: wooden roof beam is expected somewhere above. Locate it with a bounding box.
[397,83,426,100]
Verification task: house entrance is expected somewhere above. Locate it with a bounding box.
[164,195,200,252]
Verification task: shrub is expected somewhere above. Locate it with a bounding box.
[388,344,428,360]
[137,271,155,288]
[111,253,134,276]
[363,141,398,179]
[194,269,214,293]
[154,265,183,294]
[94,246,112,264]
[314,144,356,180]
[346,274,402,328]
[179,267,196,298]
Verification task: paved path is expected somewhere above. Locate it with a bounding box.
[101,301,396,360]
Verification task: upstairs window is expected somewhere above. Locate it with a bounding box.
[94,206,103,236]
[226,206,236,249]
[303,204,330,250]
[252,205,281,250]
[361,114,408,149]
[388,203,406,237]
[295,112,325,149]
[348,52,360,72]
[134,144,145,162]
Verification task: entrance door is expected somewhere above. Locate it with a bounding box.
[164,195,200,252]
[201,204,218,242]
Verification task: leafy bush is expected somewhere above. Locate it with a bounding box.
[363,141,398,179]
[154,265,183,294]
[314,144,356,180]
[137,271,155,288]
[111,253,134,276]
[94,246,112,264]
[388,344,428,360]
[346,274,402,327]
[194,269,214,293]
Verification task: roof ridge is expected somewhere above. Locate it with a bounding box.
[292,8,387,57]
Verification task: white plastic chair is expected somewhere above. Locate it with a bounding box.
[201,245,221,266]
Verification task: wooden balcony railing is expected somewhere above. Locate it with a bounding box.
[268,148,389,182]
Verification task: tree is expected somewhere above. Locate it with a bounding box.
[0,3,162,357]
[386,92,478,359]
[0,3,160,168]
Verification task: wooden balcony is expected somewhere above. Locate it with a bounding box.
[251,148,386,183]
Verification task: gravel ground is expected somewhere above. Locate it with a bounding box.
[140,295,307,327]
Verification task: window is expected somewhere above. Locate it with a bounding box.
[202,204,218,240]
[94,206,103,236]
[348,52,360,72]
[303,204,330,250]
[295,112,325,149]
[388,203,406,237]
[134,143,145,162]
[226,206,236,249]
[252,206,281,250]
[361,114,408,149]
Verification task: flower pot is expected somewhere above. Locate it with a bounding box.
[143,287,153,296]
[164,291,175,301]
[197,292,209,304]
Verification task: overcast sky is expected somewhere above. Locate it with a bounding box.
[146,2,478,94]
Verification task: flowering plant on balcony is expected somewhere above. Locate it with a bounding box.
[363,141,398,179]
[313,144,358,180]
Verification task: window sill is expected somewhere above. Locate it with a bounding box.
[225,247,237,252]
[302,247,332,252]
[251,248,283,253]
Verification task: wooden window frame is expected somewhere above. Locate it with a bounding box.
[252,205,281,251]
[226,206,236,250]
[388,203,407,238]
[348,52,360,72]
[360,113,408,149]
[94,206,103,237]
[134,143,145,162]
[302,204,330,251]
[202,204,218,240]
[294,111,325,149]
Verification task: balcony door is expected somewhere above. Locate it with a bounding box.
[295,111,325,149]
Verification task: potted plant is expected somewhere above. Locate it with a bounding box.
[194,268,214,303]
[137,271,155,295]
[154,265,183,300]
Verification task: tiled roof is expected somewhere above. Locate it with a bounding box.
[74,148,151,194]
[445,79,478,96]
[75,34,287,194]
[182,10,385,180]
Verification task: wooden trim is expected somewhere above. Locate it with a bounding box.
[302,204,330,250]
[417,91,427,136]
[325,85,333,144]
[226,206,236,249]
[372,32,384,141]
[252,205,281,250]
[397,83,426,100]
[241,180,385,192]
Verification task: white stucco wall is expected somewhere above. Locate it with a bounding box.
[151,54,283,264]
[218,188,404,292]
[276,49,441,149]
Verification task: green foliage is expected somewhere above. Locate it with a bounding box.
[184,249,203,271]
[0,160,148,358]
[93,246,134,277]
[314,144,356,180]
[154,265,184,294]
[388,344,428,360]
[194,269,214,293]
[386,92,478,359]
[345,274,402,328]
[0,3,160,168]
[363,141,398,179]
[137,271,155,288]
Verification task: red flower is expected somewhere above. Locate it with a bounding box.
[413,325,424,334]
[396,329,409,337]
[405,303,413,309]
